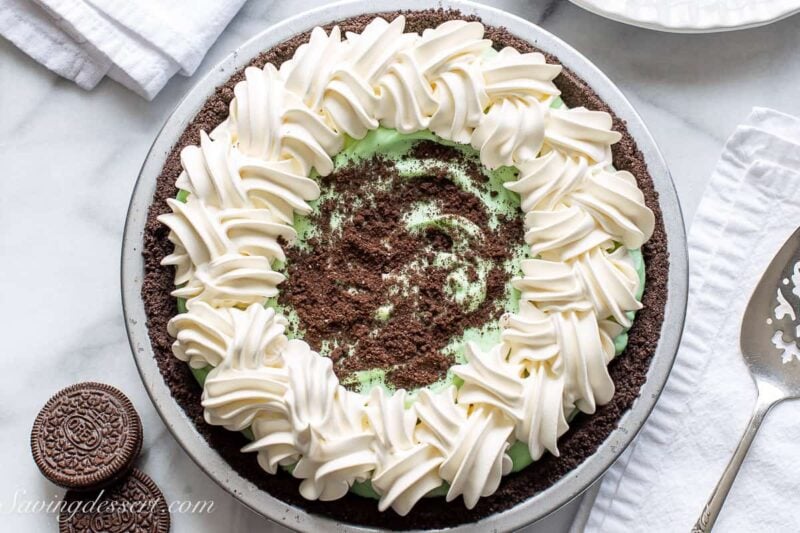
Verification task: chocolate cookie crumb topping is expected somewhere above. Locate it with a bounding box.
[279,145,523,390]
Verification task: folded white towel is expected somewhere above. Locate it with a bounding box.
[585,107,800,532]
[0,0,246,99]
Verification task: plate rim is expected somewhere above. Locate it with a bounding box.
[121,1,689,531]
[569,0,800,33]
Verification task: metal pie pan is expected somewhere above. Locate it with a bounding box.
[121,1,688,530]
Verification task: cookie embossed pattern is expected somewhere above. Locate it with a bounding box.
[156,15,653,515]
[31,383,143,491]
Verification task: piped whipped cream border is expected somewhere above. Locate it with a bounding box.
[157,16,655,515]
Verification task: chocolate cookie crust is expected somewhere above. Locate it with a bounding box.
[140,8,669,530]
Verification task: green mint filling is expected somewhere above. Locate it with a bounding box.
[175,94,646,499]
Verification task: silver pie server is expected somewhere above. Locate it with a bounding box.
[692,227,800,532]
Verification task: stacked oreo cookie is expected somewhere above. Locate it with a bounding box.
[31,382,170,532]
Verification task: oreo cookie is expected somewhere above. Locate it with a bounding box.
[31,382,143,490]
[58,468,170,533]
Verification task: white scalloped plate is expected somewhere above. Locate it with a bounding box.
[570,0,800,33]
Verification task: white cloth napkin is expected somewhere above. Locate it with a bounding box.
[585,107,800,532]
[0,0,246,99]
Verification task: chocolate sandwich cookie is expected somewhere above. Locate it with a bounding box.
[58,468,170,533]
[31,382,143,490]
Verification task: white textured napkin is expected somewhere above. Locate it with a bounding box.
[0,0,246,99]
[585,107,800,533]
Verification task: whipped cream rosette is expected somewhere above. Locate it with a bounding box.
[159,15,654,515]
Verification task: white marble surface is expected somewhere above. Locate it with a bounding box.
[2,1,800,531]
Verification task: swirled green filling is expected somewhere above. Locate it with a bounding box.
[176,98,645,497]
